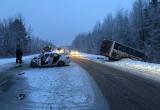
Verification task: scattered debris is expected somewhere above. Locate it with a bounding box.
[17,93,26,100]
[17,72,25,76]
[0,80,8,87]
[97,57,104,60]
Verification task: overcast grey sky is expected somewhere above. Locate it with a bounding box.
[0,0,134,46]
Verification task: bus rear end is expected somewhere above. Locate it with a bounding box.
[100,40,114,57]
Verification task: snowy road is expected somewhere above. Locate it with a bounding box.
[0,60,108,110]
[2,53,160,110]
[72,56,160,110]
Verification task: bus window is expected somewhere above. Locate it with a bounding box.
[117,44,126,52]
[126,47,130,54]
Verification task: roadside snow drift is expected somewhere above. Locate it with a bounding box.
[0,54,38,65]
[78,53,108,63]
[80,53,160,82]
[0,54,38,72]
[105,59,160,82]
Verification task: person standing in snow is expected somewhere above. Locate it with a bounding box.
[16,47,23,64]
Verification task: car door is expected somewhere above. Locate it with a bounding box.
[41,53,49,65]
[52,53,60,64]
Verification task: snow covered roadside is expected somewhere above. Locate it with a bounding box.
[0,54,38,72]
[78,53,108,63]
[0,54,38,65]
[22,62,108,110]
[105,59,160,82]
[80,53,160,82]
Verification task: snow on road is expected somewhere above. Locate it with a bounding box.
[0,54,38,65]
[0,54,38,72]
[22,63,108,110]
[79,53,160,82]
[0,54,108,110]
[0,57,15,65]
[79,53,108,61]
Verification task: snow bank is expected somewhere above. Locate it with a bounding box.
[105,59,160,82]
[79,53,108,63]
[0,54,38,65]
[80,53,160,82]
[0,58,15,65]
[107,59,160,74]
[0,54,38,72]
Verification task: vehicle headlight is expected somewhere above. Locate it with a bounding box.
[75,51,79,54]
[70,51,74,55]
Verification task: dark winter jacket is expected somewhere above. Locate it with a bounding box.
[16,49,23,58]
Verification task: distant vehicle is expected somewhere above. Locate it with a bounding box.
[70,50,79,56]
[55,48,70,55]
[100,40,147,61]
[30,52,70,67]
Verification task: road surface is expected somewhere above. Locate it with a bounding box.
[0,61,108,110]
[72,56,160,110]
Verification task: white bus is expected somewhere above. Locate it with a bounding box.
[100,40,147,61]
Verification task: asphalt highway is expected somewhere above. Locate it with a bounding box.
[72,56,160,110]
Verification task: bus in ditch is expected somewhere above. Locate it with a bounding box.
[100,39,147,61]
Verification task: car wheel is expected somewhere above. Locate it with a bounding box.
[58,61,65,67]
[31,62,37,68]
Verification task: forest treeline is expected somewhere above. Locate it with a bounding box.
[0,16,54,57]
[72,0,160,63]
